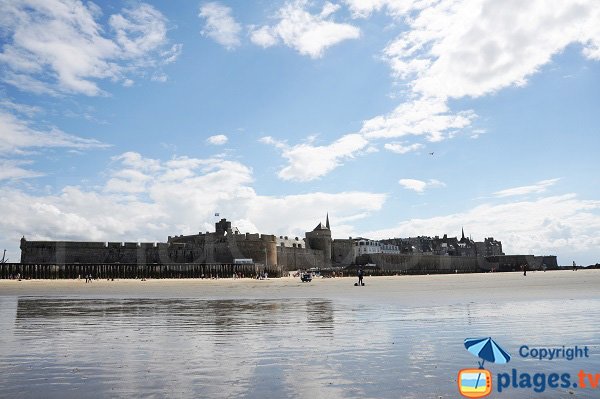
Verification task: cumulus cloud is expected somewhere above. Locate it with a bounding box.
[365,194,600,264]
[398,178,445,193]
[493,178,561,198]
[199,2,242,50]
[0,0,181,96]
[383,0,600,99]
[0,152,386,259]
[261,133,369,181]
[249,0,360,58]
[282,0,600,180]
[206,134,229,145]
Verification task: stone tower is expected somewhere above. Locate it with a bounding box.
[305,215,332,266]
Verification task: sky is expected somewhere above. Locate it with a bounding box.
[0,0,599,265]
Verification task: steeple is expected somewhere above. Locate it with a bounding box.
[326,213,330,230]
[461,227,465,240]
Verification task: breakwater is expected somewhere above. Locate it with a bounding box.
[0,262,280,279]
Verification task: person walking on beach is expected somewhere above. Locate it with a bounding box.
[523,264,527,276]
[358,268,364,286]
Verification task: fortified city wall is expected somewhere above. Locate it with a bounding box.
[276,246,325,271]
[355,253,494,273]
[20,239,172,264]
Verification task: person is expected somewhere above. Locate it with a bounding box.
[523,264,527,276]
[358,268,364,286]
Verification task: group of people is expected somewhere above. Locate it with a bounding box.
[256,272,268,280]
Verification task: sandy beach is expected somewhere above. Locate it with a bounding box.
[1,269,598,304]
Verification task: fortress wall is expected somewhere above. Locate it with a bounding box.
[21,234,280,266]
[277,247,325,271]
[484,255,558,271]
[20,240,184,265]
[233,236,277,266]
[355,253,492,273]
[176,235,278,265]
[332,239,353,265]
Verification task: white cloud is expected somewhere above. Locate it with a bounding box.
[206,134,229,145]
[0,110,109,154]
[0,99,42,117]
[349,0,600,172]
[383,0,600,99]
[199,2,242,50]
[0,152,386,260]
[259,136,286,149]
[0,159,43,180]
[365,194,600,264]
[110,4,170,59]
[0,1,180,96]
[262,133,369,181]
[263,1,600,179]
[113,152,162,173]
[249,26,279,48]
[470,128,486,139]
[360,96,475,141]
[493,178,560,198]
[399,178,445,193]
[384,142,423,154]
[250,0,360,58]
[344,0,429,18]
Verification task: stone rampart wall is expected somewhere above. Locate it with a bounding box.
[355,253,493,273]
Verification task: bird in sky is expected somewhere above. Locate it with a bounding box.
[429,152,434,156]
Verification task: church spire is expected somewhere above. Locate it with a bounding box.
[461,227,465,241]
[326,213,330,230]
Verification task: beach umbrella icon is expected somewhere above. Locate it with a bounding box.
[464,337,511,368]
[463,337,510,391]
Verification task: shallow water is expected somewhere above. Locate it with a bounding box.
[0,296,598,398]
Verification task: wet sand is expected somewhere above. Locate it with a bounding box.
[1,270,599,398]
[1,269,598,304]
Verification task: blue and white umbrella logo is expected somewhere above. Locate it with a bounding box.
[464,337,511,369]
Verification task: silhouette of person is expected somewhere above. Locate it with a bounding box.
[358,268,364,285]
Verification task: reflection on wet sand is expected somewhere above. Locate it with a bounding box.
[0,297,599,398]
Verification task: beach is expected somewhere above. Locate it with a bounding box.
[1,270,599,398]
[1,269,598,303]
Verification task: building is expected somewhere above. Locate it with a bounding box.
[380,229,502,258]
[20,216,334,272]
[20,217,553,277]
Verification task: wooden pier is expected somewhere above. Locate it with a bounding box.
[0,263,281,279]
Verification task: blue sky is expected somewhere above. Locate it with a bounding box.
[1,0,599,265]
